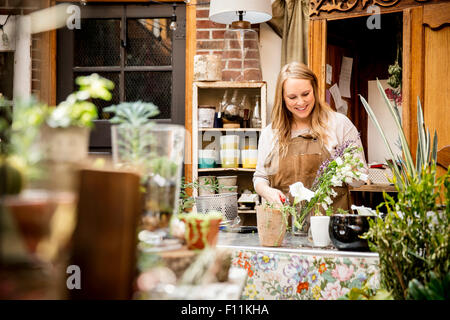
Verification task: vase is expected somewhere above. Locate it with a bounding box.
[37,125,90,191]
[310,216,331,247]
[3,189,76,260]
[112,123,185,233]
[329,214,375,251]
[181,217,222,250]
[256,205,287,247]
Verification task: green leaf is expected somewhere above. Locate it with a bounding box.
[376,79,415,176]
[322,270,336,283]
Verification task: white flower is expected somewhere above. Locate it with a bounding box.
[48,104,71,128]
[330,189,338,198]
[359,173,368,182]
[289,181,315,203]
[324,196,332,205]
[344,176,353,184]
[321,203,328,211]
[342,164,352,174]
[330,176,343,187]
[335,157,343,166]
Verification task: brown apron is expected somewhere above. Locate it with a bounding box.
[265,134,350,230]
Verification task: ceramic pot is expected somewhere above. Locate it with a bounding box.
[329,214,375,251]
[310,216,331,247]
[218,185,237,194]
[198,176,216,196]
[216,175,237,186]
[256,205,287,247]
[181,217,222,250]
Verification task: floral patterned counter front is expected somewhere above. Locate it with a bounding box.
[217,232,380,300]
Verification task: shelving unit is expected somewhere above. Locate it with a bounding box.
[192,81,267,225]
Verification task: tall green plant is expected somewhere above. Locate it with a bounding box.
[359,81,449,300]
[359,80,437,189]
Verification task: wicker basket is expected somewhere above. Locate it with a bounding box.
[195,193,238,223]
[368,168,394,185]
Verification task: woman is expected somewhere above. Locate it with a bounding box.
[253,62,368,213]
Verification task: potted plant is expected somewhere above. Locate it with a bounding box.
[255,177,317,247]
[178,210,223,250]
[104,101,160,173]
[256,201,294,247]
[38,74,114,191]
[42,73,114,163]
[359,80,450,299]
[198,176,218,196]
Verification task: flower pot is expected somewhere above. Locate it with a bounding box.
[3,189,76,258]
[38,125,90,191]
[198,176,216,195]
[40,125,90,163]
[218,185,237,194]
[329,214,375,251]
[310,216,331,247]
[216,175,237,186]
[220,149,239,168]
[256,205,287,247]
[198,149,217,168]
[180,215,222,250]
[219,135,239,150]
[241,149,258,169]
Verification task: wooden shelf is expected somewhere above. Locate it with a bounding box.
[349,184,397,193]
[198,167,256,173]
[193,81,266,198]
[199,128,262,132]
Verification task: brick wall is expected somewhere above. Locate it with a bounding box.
[0,0,45,99]
[196,5,261,81]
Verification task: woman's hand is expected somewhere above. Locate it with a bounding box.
[255,181,286,204]
[262,186,287,204]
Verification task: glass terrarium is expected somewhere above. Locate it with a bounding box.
[111,123,185,235]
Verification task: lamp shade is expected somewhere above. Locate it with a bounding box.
[209,0,272,25]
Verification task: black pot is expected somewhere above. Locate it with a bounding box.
[329,214,376,251]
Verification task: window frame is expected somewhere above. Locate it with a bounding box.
[57,3,186,153]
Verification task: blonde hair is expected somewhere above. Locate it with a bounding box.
[271,62,332,157]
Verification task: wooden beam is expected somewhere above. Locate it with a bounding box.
[308,19,327,102]
[403,6,424,161]
[58,0,185,2]
[184,0,196,186]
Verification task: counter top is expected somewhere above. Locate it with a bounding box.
[217,231,379,259]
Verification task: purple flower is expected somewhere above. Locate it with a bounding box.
[283,256,310,286]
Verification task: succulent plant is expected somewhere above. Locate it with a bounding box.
[104,101,160,126]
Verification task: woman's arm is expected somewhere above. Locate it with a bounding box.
[253,125,285,204]
[255,180,286,204]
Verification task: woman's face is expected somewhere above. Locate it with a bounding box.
[282,78,315,125]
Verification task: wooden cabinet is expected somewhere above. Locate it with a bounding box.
[308,0,450,177]
[192,81,267,225]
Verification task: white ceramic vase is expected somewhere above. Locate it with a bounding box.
[310,216,331,247]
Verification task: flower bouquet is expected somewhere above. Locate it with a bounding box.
[289,140,368,245]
